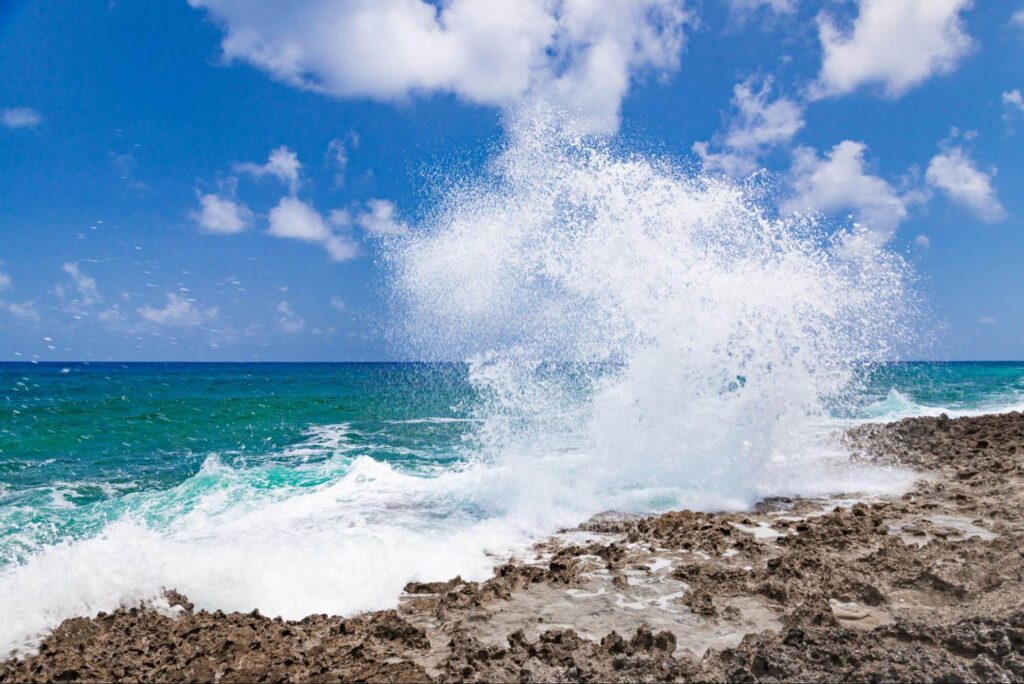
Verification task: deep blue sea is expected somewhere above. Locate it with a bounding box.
[1,361,1022,655]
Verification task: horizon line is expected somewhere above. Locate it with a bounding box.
[1,359,1023,365]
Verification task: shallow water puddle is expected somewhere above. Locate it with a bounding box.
[729,521,785,540]
[888,514,998,547]
[646,557,673,573]
[926,515,998,541]
[470,573,783,659]
[443,541,788,660]
[829,599,893,629]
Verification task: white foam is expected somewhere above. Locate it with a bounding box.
[275,423,355,461]
[385,417,481,425]
[730,522,785,540]
[0,455,546,658]
[854,388,1024,424]
[646,557,673,573]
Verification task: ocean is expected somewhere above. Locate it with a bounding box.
[1,360,1023,656]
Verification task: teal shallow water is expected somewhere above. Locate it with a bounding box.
[1,363,481,563]
[0,360,1022,656]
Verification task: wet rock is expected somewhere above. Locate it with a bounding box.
[682,590,717,617]
[404,576,465,595]
[163,589,194,613]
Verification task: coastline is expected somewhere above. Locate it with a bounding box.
[3,411,1024,682]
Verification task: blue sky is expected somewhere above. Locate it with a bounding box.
[0,0,1021,361]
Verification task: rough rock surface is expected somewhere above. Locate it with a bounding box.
[3,412,1024,682]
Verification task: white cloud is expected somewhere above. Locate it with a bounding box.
[96,305,129,327]
[691,144,757,177]
[812,0,974,99]
[720,80,804,151]
[193,191,253,234]
[1004,89,1024,119]
[914,234,930,248]
[784,141,910,241]
[926,146,1006,222]
[725,0,796,18]
[275,300,305,333]
[326,134,358,186]
[0,268,36,325]
[0,300,40,322]
[61,262,101,308]
[978,316,997,325]
[356,199,410,237]
[330,296,347,313]
[190,0,692,135]
[138,293,218,327]
[1,107,42,129]
[694,76,804,176]
[1012,8,1024,27]
[234,146,301,193]
[110,152,145,190]
[527,1,692,134]
[267,196,359,262]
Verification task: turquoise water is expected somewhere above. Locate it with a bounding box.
[1,360,1022,655]
[1,363,481,563]
[849,362,1024,419]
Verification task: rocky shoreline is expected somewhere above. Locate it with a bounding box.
[3,412,1024,682]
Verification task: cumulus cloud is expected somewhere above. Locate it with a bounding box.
[0,270,11,291]
[138,293,218,327]
[926,145,1006,222]
[267,196,359,262]
[189,0,692,135]
[275,300,305,333]
[61,262,101,309]
[0,300,40,322]
[326,134,358,186]
[234,146,301,193]
[110,152,146,190]
[192,191,253,234]
[96,305,130,328]
[356,199,410,237]
[1,107,42,129]
[812,0,974,99]
[1012,8,1024,27]
[330,295,347,313]
[527,1,692,134]
[725,0,796,19]
[694,76,804,176]
[784,141,911,242]
[914,234,931,249]
[690,145,757,178]
[1004,89,1024,119]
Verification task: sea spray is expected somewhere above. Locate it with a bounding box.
[388,119,917,510]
